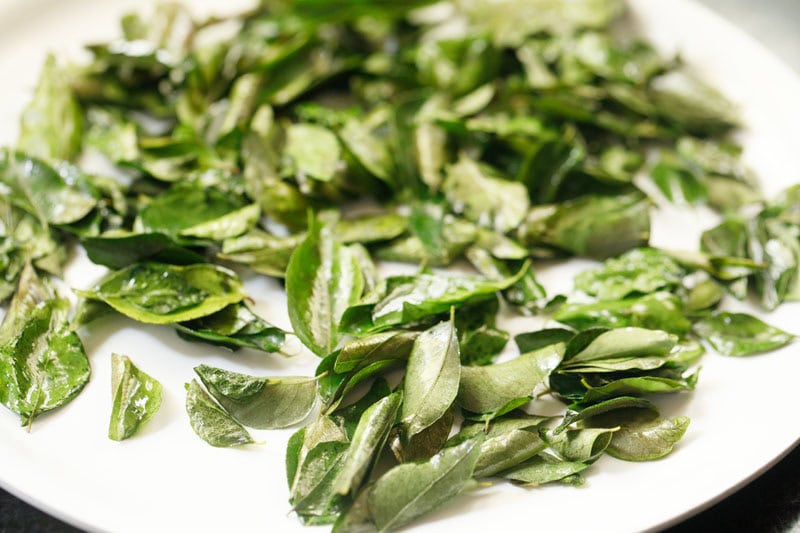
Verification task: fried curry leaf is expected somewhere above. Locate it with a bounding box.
[0,264,90,427]
[175,303,286,354]
[401,319,461,438]
[194,365,316,429]
[18,54,83,162]
[77,262,245,324]
[693,312,794,357]
[108,353,162,441]
[185,379,254,448]
[457,343,564,415]
[367,435,484,531]
[286,217,364,356]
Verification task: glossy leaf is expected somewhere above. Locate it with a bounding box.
[195,365,316,429]
[291,440,350,525]
[77,263,245,324]
[185,380,254,448]
[401,319,461,438]
[286,218,364,356]
[587,408,690,461]
[175,303,286,353]
[108,353,162,441]
[693,312,794,357]
[368,436,483,531]
[457,343,564,415]
[574,248,684,301]
[0,265,90,427]
[333,392,403,496]
[367,268,525,332]
[553,292,691,335]
[0,150,96,226]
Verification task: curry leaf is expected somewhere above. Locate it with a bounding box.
[77,263,245,324]
[185,379,254,448]
[457,343,564,415]
[195,365,316,429]
[287,217,364,356]
[108,353,162,440]
[442,155,529,233]
[175,303,286,354]
[453,415,550,478]
[574,248,684,301]
[517,193,650,259]
[0,264,90,427]
[0,150,96,226]
[553,292,691,335]
[502,455,589,486]
[693,312,794,357]
[18,54,83,161]
[368,435,484,531]
[333,392,403,496]
[401,319,461,438]
[586,408,690,461]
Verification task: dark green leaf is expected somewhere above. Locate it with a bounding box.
[554,292,691,335]
[0,150,96,226]
[175,303,286,353]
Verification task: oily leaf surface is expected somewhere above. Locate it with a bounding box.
[185,379,254,448]
[401,319,461,437]
[693,312,794,357]
[368,436,483,531]
[0,265,90,427]
[195,365,316,429]
[286,218,364,356]
[108,353,162,440]
[78,263,245,324]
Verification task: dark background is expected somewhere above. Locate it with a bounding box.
[2,0,800,531]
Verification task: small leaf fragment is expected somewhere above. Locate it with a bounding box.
[185,380,254,448]
[109,353,162,441]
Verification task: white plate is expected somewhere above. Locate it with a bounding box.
[1,1,799,532]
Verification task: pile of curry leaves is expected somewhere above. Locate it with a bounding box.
[1,0,798,530]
